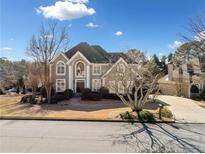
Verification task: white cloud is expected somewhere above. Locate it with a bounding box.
[36,0,95,21]
[85,22,99,28]
[115,31,123,36]
[168,41,183,49]
[0,47,13,51]
[67,0,89,3]
[10,38,14,41]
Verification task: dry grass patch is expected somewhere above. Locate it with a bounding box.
[0,95,130,120]
[0,95,166,121]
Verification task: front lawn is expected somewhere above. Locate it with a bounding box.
[0,95,130,120]
[0,95,172,121]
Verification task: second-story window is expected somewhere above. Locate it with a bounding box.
[93,65,101,75]
[117,64,125,73]
[76,61,85,77]
[56,61,65,75]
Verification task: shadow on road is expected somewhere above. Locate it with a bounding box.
[110,123,205,152]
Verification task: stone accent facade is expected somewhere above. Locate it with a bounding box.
[158,62,205,98]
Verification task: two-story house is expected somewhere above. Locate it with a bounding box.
[49,42,137,94]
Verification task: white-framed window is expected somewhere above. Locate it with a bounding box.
[56,61,65,75]
[93,65,101,75]
[92,79,101,91]
[75,61,85,77]
[117,63,125,73]
[109,81,116,93]
[118,81,125,94]
[56,79,66,92]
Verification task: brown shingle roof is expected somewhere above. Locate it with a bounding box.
[65,42,135,63]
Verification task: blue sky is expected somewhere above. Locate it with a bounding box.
[0,0,205,60]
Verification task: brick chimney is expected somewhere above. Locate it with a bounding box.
[168,64,173,81]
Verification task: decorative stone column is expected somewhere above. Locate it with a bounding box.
[68,65,73,90]
[86,65,90,88]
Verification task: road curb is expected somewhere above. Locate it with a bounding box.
[0,116,175,123]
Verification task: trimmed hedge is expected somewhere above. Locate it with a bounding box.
[137,111,155,122]
[103,93,120,100]
[99,87,109,98]
[50,94,68,104]
[64,89,74,98]
[81,88,102,101]
[81,88,92,100]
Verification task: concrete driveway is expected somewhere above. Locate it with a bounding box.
[157,95,205,123]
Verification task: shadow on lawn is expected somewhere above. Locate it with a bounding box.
[39,98,170,112]
[110,123,204,152]
[143,99,170,110]
[39,100,126,112]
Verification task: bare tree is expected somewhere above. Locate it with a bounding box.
[27,23,69,103]
[27,62,41,100]
[180,16,205,54]
[105,64,159,112]
[126,49,148,64]
[174,15,205,94]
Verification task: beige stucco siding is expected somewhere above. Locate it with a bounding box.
[103,61,137,93]
[158,80,189,98]
[50,54,69,91]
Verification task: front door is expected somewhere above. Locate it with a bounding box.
[76,80,85,93]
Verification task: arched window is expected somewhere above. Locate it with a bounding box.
[117,64,125,73]
[76,61,85,77]
[56,61,65,75]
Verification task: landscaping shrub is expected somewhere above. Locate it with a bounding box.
[64,89,74,98]
[137,111,155,122]
[99,87,109,98]
[160,107,173,118]
[81,88,102,101]
[20,95,34,103]
[120,111,136,120]
[200,89,205,100]
[103,93,121,100]
[190,85,199,93]
[81,88,91,100]
[50,94,67,104]
[89,92,102,101]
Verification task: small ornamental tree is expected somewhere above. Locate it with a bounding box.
[106,64,160,112]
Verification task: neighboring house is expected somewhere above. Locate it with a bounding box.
[49,42,137,93]
[158,54,205,98]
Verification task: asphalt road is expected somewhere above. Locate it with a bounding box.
[0,120,205,153]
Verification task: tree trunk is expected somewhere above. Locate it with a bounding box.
[32,86,36,101]
[45,85,52,104]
